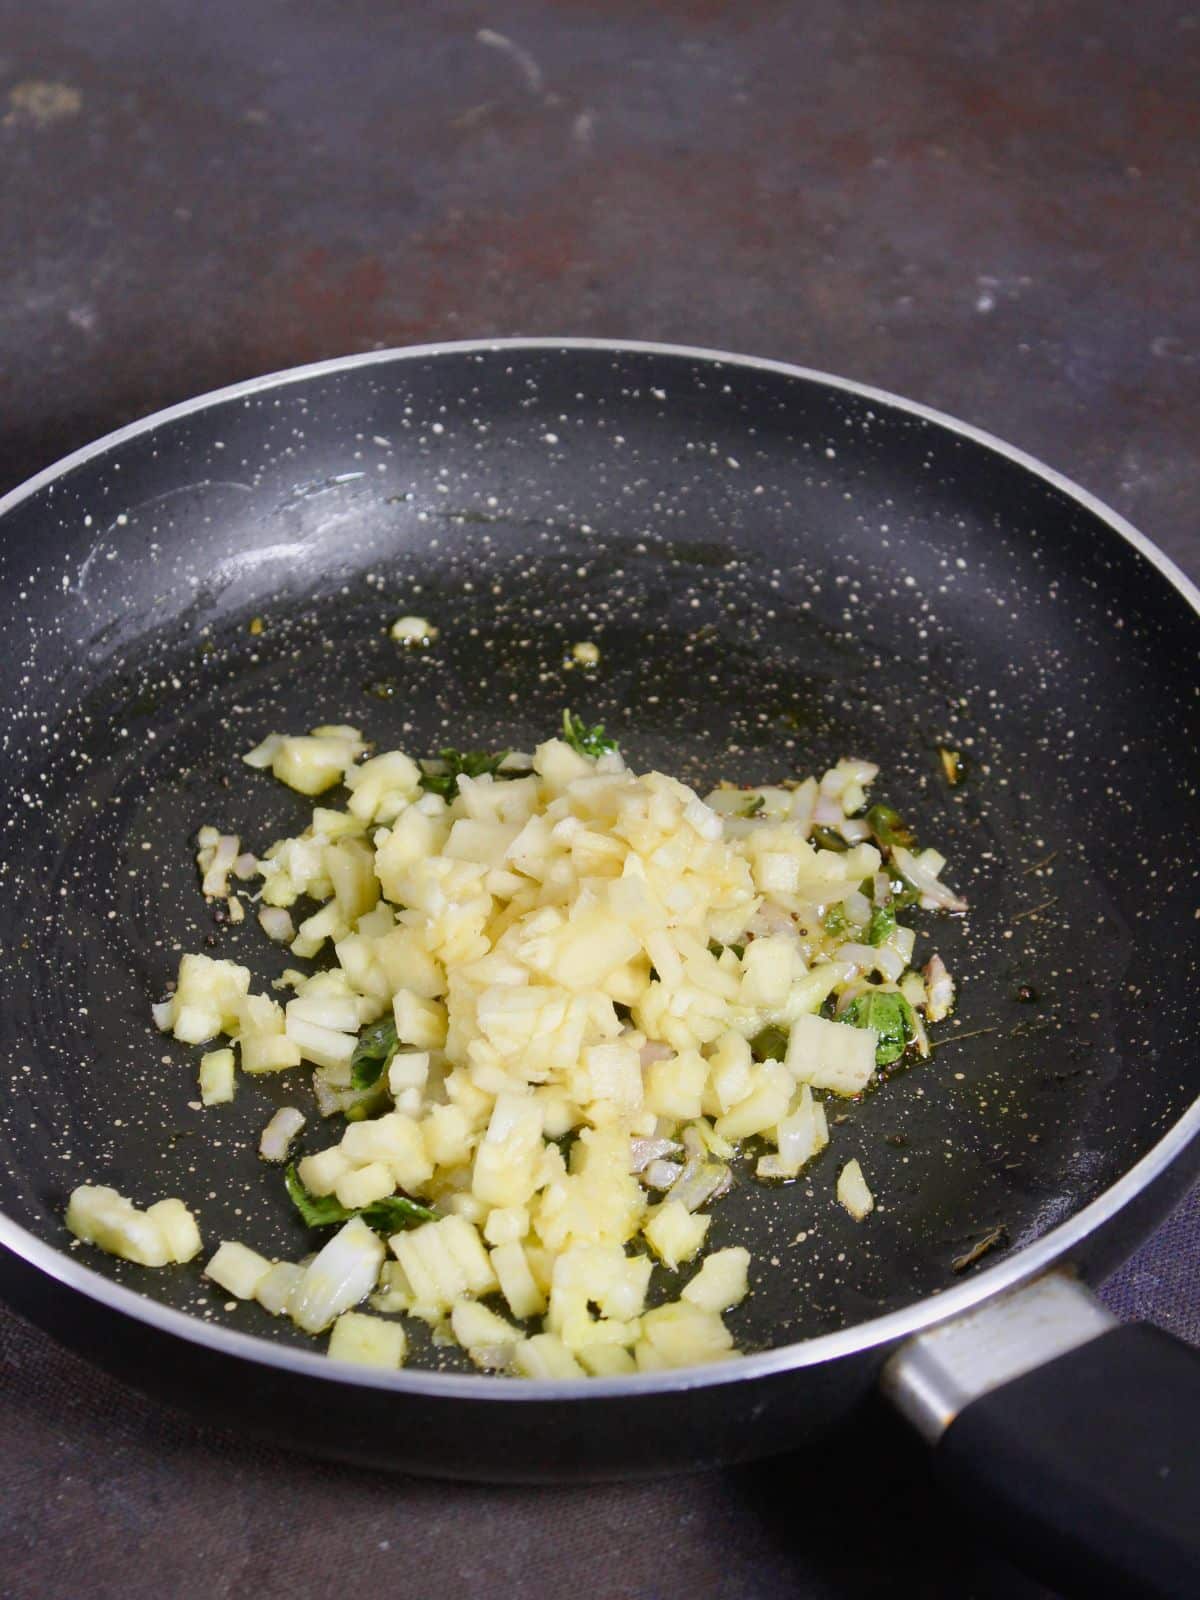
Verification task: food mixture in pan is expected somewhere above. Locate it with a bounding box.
[66,700,964,1378]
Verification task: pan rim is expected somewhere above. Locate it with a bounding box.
[1,334,1197,1403]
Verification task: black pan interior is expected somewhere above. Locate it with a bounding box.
[1,344,1197,1367]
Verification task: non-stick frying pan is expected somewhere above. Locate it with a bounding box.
[1,341,1198,1597]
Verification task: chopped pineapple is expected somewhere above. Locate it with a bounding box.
[328,1311,408,1368]
[66,1185,191,1268]
[134,718,964,1378]
[198,1047,236,1106]
[204,1241,273,1299]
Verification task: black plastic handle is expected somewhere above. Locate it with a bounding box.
[933,1323,1200,1600]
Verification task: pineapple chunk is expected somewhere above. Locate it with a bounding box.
[145,1198,203,1264]
[643,1050,707,1122]
[158,953,251,1045]
[389,1214,496,1321]
[198,1047,236,1106]
[297,1145,354,1197]
[739,936,804,1008]
[451,1299,521,1368]
[258,726,364,796]
[637,1300,733,1368]
[513,1332,585,1379]
[786,1012,877,1096]
[334,1161,395,1210]
[254,1261,304,1317]
[644,1199,710,1270]
[577,1344,638,1377]
[66,1185,171,1268]
[328,1310,408,1368]
[490,1241,548,1319]
[393,991,447,1050]
[204,1241,273,1299]
[681,1247,750,1313]
[714,1061,793,1141]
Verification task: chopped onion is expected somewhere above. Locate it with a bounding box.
[290,1217,386,1335]
[909,1004,931,1059]
[874,945,906,983]
[835,942,877,973]
[811,793,844,826]
[260,1105,306,1162]
[667,1155,731,1213]
[924,953,955,1022]
[838,818,871,844]
[201,834,240,898]
[642,1159,685,1190]
[629,1136,683,1173]
[639,1040,674,1069]
[258,906,296,944]
[233,852,259,880]
[469,1343,516,1373]
[892,847,968,913]
[843,889,872,925]
[834,977,872,1017]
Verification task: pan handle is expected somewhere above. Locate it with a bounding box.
[880,1272,1200,1600]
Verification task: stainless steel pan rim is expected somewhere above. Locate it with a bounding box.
[2,336,1197,1403]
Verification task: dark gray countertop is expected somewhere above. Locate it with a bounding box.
[2,4,1198,1596]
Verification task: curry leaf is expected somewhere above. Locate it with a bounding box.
[349,1015,400,1090]
[418,748,512,801]
[866,803,916,852]
[561,711,617,757]
[841,990,916,1066]
[285,1165,436,1234]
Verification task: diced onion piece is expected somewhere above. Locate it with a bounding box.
[258,906,296,944]
[837,1159,875,1221]
[200,833,240,898]
[664,1155,730,1213]
[259,1105,306,1163]
[642,1158,684,1191]
[924,953,955,1022]
[892,846,967,912]
[874,945,906,984]
[291,1217,386,1334]
[628,1136,682,1174]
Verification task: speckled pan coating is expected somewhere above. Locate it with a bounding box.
[0,340,1197,1477]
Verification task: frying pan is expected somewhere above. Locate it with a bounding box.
[1,340,1198,1598]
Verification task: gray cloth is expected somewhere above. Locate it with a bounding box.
[2,1192,1195,1600]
